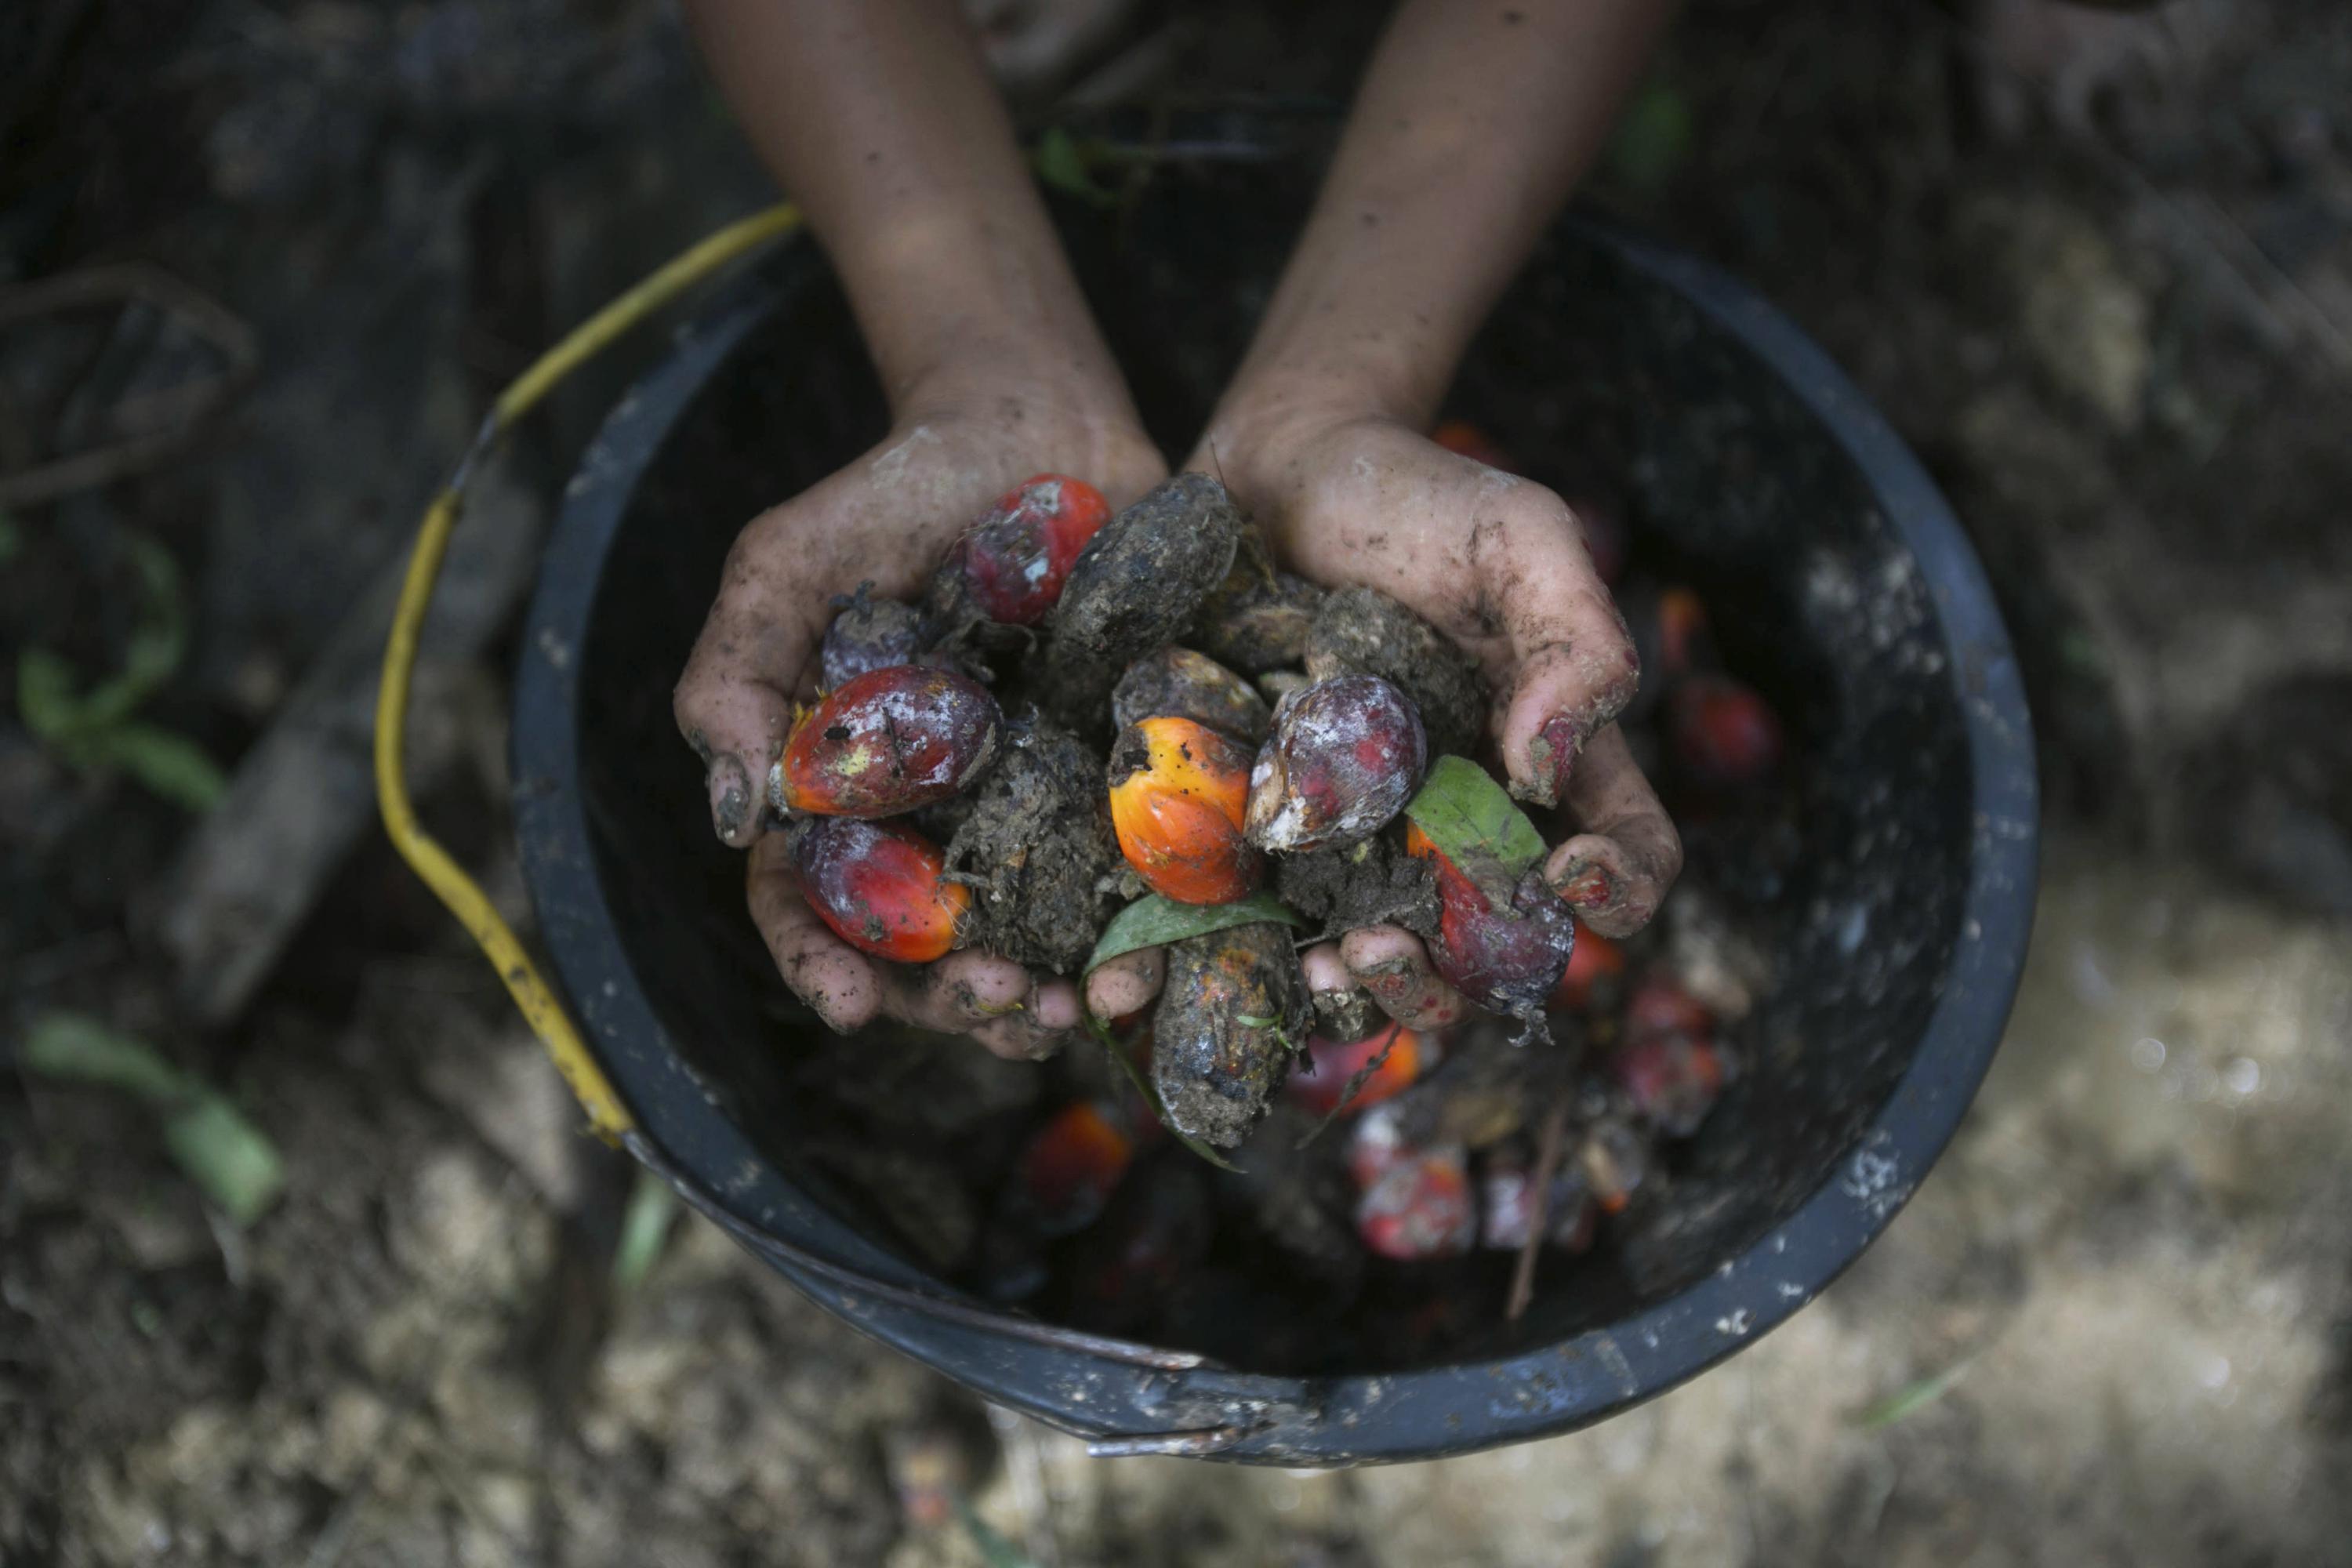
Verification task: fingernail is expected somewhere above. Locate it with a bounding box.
[707,754,753,844]
[1552,856,1620,913]
[1538,714,1584,800]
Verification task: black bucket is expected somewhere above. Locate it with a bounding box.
[512,157,2037,1465]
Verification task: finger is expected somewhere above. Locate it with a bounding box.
[1300,942,1355,1004]
[1084,947,1165,1023]
[1475,487,1642,808]
[1339,925,1470,1030]
[1542,724,1682,938]
[746,834,886,1033]
[675,503,830,848]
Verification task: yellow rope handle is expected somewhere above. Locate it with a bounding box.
[376,203,804,1142]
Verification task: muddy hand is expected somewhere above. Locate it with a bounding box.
[750,834,1083,1059]
[678,378,1164,1049]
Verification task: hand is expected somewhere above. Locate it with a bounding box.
[1088,398,1680,1032]
[677,364,1166,1056]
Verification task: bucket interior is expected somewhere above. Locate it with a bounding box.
[559,162,1973,1374]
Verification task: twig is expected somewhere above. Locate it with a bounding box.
[1506,1092,1574,1323]
[0,263,260,506]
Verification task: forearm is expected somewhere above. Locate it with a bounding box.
[683,0,1128,410]
[1218,0,1675,430]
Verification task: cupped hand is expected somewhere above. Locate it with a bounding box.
[677,367,1165,1054]
[1087,400,1679,1032]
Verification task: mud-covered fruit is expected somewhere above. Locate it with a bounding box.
[772,666,1002,818]
[1668,673,1785,789]
[794,817,969,962]
[818,582,926,689]
[1285,1022,1425,1118]
[1404,822,1577,1043]
[944,473,1110,626]
[1610,1030,1733,1138]
[1150,922,1311,1147]
[1106,716,1262,905]
[1244,673,1427,855]
[1549,925,1627,1011]
[1008,1101,1134,1237]
[1111,646,1271,743]
[1356,1145,1476,1261]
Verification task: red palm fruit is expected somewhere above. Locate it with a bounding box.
[1244,673,1427,854]
[1356,1145,1476,1261]
[1478,1160,1598,1253]
[773,666,1002,818]
[1009,1101,1134,1237]
[1667,673,1786,789]
[1624,974,1714,1041]
[948,473,1111,626]
[1610,1030,1733,1138]
[1431,419,1515,472]
[1105,716,1262,904]
[1348,1102,1413,1190]
[1285,1022,1424,1118]
[1549,924,1627,1011]
[795,818,968,963]
[1403,821,1577,1043]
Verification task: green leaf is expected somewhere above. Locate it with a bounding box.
[20,1012,193,1102]
[1403,755,1548,897]
[1032,127,1120,210]
[1607,78,1693,197]
[16,648,92,742]
[612,1170,680,1291]
[0,513,21,564]
[20,1012,285,1225]
[89,722,227,814]
[1084,891,1305,975]
[1851,1357,1974,1430]
[162,1095,286,1226]
[1083,1013,1240,1173]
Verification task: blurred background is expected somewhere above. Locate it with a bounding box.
[2,0,2348,1563]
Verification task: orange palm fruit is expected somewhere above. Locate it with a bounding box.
[1009,1101,1134,1237]
[1285,1022,1425,1118]
[1548,925,1627,1011]
[794,817,968,963]
[1105,716,1261,905]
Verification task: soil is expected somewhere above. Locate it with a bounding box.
[942,714,1123,974]
[1306,586,1491,760]
[1040,473,1245,730]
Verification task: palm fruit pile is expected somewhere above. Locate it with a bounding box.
[771,440,1795,1363]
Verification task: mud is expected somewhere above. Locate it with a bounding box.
[1274,833,1441,941]
[1042,474,1247,726]
[1111,645,1272,743]
[942,715,1120,973]
[1305,586,1490,759]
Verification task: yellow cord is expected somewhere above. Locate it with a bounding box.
[376,203,803,1142]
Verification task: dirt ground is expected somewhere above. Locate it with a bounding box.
[5,1,2351,1564]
